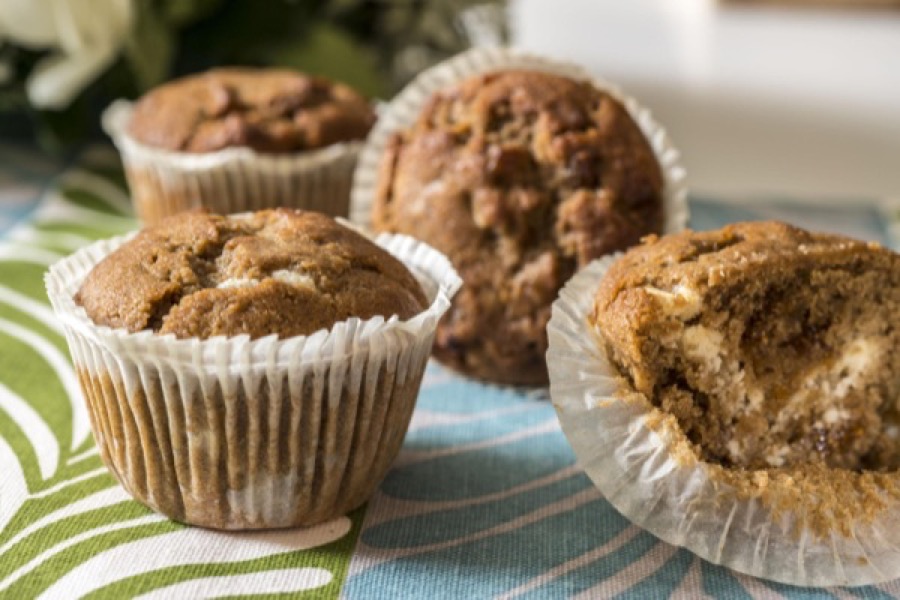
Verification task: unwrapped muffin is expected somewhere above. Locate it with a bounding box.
[548,221,900,586]
[364,54,686,386]
[47,209,461,529]
[104,68,376,223]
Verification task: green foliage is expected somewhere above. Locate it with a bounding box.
[124,0,177,91]
[253,22,386,98]
[0,0,507,151]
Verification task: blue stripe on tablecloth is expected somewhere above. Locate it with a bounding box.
[345,362,899,599]
[0,143,62,238]
[689,196,894,248]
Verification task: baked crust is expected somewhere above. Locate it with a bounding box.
[76,209,427,339]
[128,68,375,153]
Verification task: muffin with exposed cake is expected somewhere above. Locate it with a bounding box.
[592,221,900,472]
[548,220,900,586]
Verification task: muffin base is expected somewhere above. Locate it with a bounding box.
[77,350,426,530]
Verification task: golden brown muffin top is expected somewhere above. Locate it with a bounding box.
[372,69,664,386]
[76,209,427,339]
[592,221,892,321]
[127,68,376,153]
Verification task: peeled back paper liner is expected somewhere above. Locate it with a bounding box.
[546,256,900,587]
[45,230,461,530]
[350,46,689,233]
[103,100,363,224]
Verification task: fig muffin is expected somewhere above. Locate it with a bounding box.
[371,67,674,386]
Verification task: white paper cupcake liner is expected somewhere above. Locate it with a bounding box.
[547,256,900,587]
[350,46,689,233]
[46,231,461,530]
[103,101,363,224]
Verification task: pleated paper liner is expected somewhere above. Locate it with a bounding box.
[103,101,362,224]
[547,255,900,587]
[46,231,461,530]
[349,46,689,234]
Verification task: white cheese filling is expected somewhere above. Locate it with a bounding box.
[643,283,701,320]
[217,269,317,291]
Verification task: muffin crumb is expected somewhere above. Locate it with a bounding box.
[595,221,900,536]
[593,221,900,471]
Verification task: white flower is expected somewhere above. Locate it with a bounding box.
[0,0,133,109]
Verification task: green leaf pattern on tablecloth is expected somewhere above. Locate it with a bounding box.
[0,148,359,599]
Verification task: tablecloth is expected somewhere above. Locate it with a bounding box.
[0,142,898,599]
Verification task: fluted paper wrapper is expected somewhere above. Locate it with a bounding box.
[350,46,689,233]
[46,232,461,530]
[103,101,362,224]
[547,257,900,587]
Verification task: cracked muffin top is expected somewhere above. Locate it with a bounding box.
[372,69,664,386]
[75,209,427,339]
[127,68,376,154]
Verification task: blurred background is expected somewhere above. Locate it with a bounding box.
[0,0,898,203]
[512,0,900,203]
[0,0,508,146]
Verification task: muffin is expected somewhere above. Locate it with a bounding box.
[547,221,900,586]
[103,68,376,224]
[591,221,900,471]
[46,209,461,530]
[370,68,670,386]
